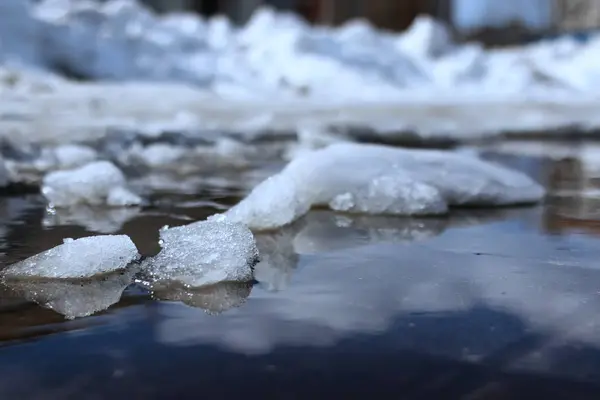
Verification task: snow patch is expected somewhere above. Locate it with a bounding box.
[41,161,142,207]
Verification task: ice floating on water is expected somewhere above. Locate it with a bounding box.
[3,269,135,319]
[143,219,258,287]
[224,143,545,230]
[153,282,252,314]
[2,235,139,279]
[41,161,142,207]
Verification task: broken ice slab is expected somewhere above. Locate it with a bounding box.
[142,218,259,288]
[152,281,253,315]
[2,268,136,319]
[2,235,140,279]
[224,143,546,230]
[41,161,142,207]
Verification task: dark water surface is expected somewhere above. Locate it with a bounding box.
[1,144,600,399]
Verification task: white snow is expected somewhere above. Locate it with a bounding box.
[3,268,135,319]
[0,0,597,102]
[224,143,545,230]
[41,161,142,207]
[143,219,258,288]
[2,235,140,279]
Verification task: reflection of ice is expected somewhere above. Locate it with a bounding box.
[152,282,252,315]
[292,211,448,254]
[42,205,142,233]
[254,227,300,292]
[2,268,136,319]
[255,210,515,291]
[155,210,600,374]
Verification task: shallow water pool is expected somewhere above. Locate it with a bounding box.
[1,144,600,399]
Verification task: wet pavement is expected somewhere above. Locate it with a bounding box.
[1,142,600,399]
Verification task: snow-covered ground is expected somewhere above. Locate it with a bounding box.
[1,0,600,149]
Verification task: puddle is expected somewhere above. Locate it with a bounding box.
[1,143,600,398]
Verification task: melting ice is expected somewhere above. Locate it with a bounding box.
[143,218,259,288]
[2,234,140,279]
[224,143,545,230]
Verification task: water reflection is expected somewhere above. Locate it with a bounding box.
[152,282,253,315]
[2,143,600,392]
[2,268,137,319]
[156,220,600,381]
[42,205,142,234]
[156,210,546,355]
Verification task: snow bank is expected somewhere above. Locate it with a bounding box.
[2,0,596,101]
[1,1,600,154]
[41,161,142,207]
[143,219,259,288]
[223,143,545,230]
[0,2,600,149]
[4,268,135,319]
[2,235,139,279]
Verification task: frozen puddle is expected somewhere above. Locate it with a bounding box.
[2,235,140,279]
[41,161,142,207]
[224,143,545,230]
[142,219,259,288]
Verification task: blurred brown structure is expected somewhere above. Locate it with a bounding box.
[143,0,449,29]
[142,0,600,33]
[303,0,448,30]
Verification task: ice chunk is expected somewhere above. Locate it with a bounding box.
[53,144,97,169]
[2,235,139,279]
[152,282,252,314]
[131,143,186,168]
[3,268,135,319]
[143,219,258,288]
[224,143,545,230]
[41,161,142,207]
